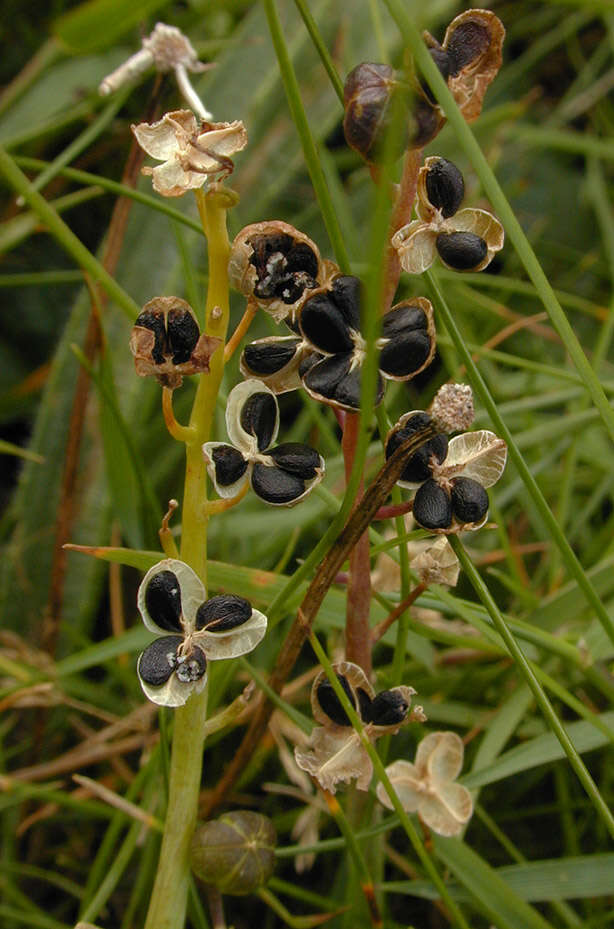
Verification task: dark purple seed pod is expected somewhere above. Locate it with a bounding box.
[366,689,410,726]
[343,62,408,164]
[413,479,453,530]
[436,231,488,270]
[316,674,356,726]
[240,392,278,451]
[211,445,249,487]
[135,308,168,364]
[144,570,183,632]
[451,476,489,524]
[195,594,252,632]
[409,96,443,148]
[166,306,200,364]
[425,158,465,218]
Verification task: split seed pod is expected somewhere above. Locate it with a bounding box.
[130,296,220,388]
[191,811,276,894]
[228,221,327,323]
[240,335,310,393]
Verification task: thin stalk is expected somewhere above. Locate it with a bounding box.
[292,0,345,104]
[143,187,233,929]
[449,535,614,841]
[342,412,372,675]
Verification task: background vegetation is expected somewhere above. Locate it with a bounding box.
[1,1,613,927]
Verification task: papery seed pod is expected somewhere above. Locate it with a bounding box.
[311,662,375,727]
[450,475,489,524]
[191,811,276,895]
[436,231,488,270]
[228,221,324,322]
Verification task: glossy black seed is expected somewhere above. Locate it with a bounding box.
[240,392,278,451]
[298,350,322,377]
[138,635,183,686]
[196,594,252,631]
[251,463,305,504]
[303,353,352,399]
[301,294,354,354]
[211,445,249,486]
[367,690,410,726]
[379,331,432,378]
[331,276,362,332]
[268,443,321,479]
[447,22,490,75]
[382,303,427,338]
[333,368,363,410]
[357,688,373,722]
[317,674,356,726]
[436,232,488,271]
[174,645,207,683]
[413,479,453,530]
[145,570,183,632]
[167,307,200,364]
[135,309,168,364]
[274,272,319,305]
[451,476,489,524]
[425,158,464,218]
[242,339,301,376]
[385,414,448,484]
[285,242,320,278]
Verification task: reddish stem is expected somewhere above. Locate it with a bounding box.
[381,148,423,311]
[371,582,426,644]
[342,412,372,676]
[373,499,414,520]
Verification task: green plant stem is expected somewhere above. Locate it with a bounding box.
[449,535,614,841]
[143,187,233,929]
[292,0,345,103]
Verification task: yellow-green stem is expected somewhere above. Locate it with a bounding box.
[143,187,232,929]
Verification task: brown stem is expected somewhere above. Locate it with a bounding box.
[201,421,436,818]
[381,147,423,311]
[371,582,426,644]
[342,412,372,676]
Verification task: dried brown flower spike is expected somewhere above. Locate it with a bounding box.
[130,296,220,388]
[423,9,505,121]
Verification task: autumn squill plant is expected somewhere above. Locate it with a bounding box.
[5,4,614,929]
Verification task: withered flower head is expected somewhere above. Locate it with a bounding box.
[228,221,328,324]
[377,731,473,836]
[392,156,504,273]
[136,558,267,706]
[294,662,424,794]
[130,296,220,388]
[342,62,442,164]
[411,536,460,588]
[423,9,505,122]
[298,275,436,412]
[203,379,325,506]
[131,110,247,197]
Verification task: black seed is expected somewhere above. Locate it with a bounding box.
[298,350,322,377]
[334,368,365,410]
[211,445,249,486]
[138,635,183,686]
[413,479,453,530]
[135,309,168,364]
[451,476,489,524]
[382,303,427,338]
[367,690,410,726]
[195,594,252,631]
[302,353,352,399]
[174,645,207,683]
[240,392,278,451]
[268,443,321,479]
[357,688,373,722]
[285,242,320,278]
[242,339,301,376]
[145,570,183,632]
[317,674,356,726]
[331,276,362,333]
[410,96,442,148]
[248,232,293,273]
[425,158,464,218]
[379,331,432,378]
[251,463,305,504]
[447,22,490,76]
[436,231,488,271]
[167,307,200,364]
[385,414,448,484]
[273,271,318,305]
[300,293,354,354]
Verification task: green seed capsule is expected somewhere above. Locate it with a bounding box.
[191,811,276,895]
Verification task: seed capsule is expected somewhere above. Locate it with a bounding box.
[413,479,453,530]
[451,476,489,524]
[425,158,464,218]
[191,811,276,895]
[436,231,488,271]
